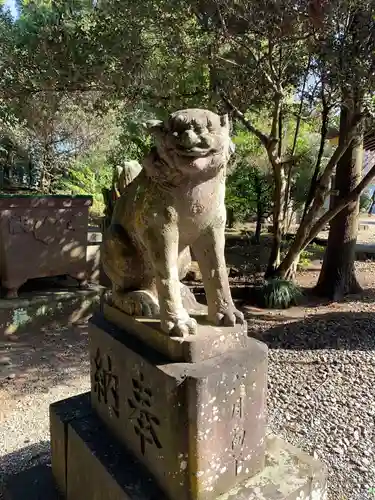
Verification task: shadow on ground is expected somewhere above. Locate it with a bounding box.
[339,286,375,305]
[258,311,375,351]
[0,441,51,498]
[0,274,101,395]
[0,323,89,395]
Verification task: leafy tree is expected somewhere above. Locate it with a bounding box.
[2,91,118,192]
[57,151,113,217]
[107,109,153,168]
[226,165,272,238]
[226,128,273,240]
[310,2,375,299]
[3,0,375,296]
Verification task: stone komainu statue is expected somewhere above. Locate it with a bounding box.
[101,108,243,337]
[102,161,142,230]
[113,160,142,198]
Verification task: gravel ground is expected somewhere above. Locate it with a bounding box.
[243,260,375,500]
[0,375,90,498]
[1,260,375,500]
[0,324,90,498]
[250,312,375,500]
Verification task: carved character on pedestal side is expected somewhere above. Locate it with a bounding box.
[128,373,161,456]
[101,108,244,337]
[93,348,120,417]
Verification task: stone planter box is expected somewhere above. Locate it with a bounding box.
[0,195,92,298]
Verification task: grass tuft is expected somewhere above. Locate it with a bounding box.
[254,278,303,309]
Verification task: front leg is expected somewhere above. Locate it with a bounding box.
[192,224,244,326]
[144,225,197,337]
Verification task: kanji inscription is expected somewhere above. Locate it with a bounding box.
[231,383,246,475]
[231,428,246,475]
[8,215,76,244]
[128,373,162,456]
[93,348,120,417]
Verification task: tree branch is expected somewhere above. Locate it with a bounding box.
[302,82,330,220]
[267,39,279,84]
[219,91,270,148]
[270,92,282,146]
[304,161,375,246]
[210,3,278,92]
[310,111,364,205]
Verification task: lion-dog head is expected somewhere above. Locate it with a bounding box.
[142,109,234,184]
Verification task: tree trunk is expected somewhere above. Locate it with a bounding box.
[266,165,286,277]
[283,252,301,281]
[254,207,262,244]
[314,105,363,300]
[227,208,235,229]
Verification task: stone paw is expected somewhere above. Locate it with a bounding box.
[208,306,245,327]
[113,290,160,317]
[162,315,198,337]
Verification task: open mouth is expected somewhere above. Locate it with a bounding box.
[174,146,220,157]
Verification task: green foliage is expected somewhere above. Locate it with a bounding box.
[287,129,335,212]
[1,0,375,283]
[108,111,152,166]
[56,153,112,217]
[310,242,325,253]
[226,165,272,223]
[226,127,273,223]
[298,249,313,269]
[254,278,303,309]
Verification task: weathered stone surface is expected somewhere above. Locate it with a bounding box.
[0,285,104,339]
[86,228,102,284]
[50,392,91,496]
[113,160,143,196]
[0,195,92,298]
[101,109,244,337]
[89,314,267,500]
[46,392,326,500]
[103,304,248,362]
[217,435,328,500]
[67,412,164,500]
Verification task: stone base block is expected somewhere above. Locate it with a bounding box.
[47,393,327,500]
[89,313,267,500]
[50,392,92,496]
[49,393,164,500]
[103,304,248,362]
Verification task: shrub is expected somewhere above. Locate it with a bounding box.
[254,278,303,309]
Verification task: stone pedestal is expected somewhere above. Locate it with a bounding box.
[89,312,266,500]
[47,308,327,500]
